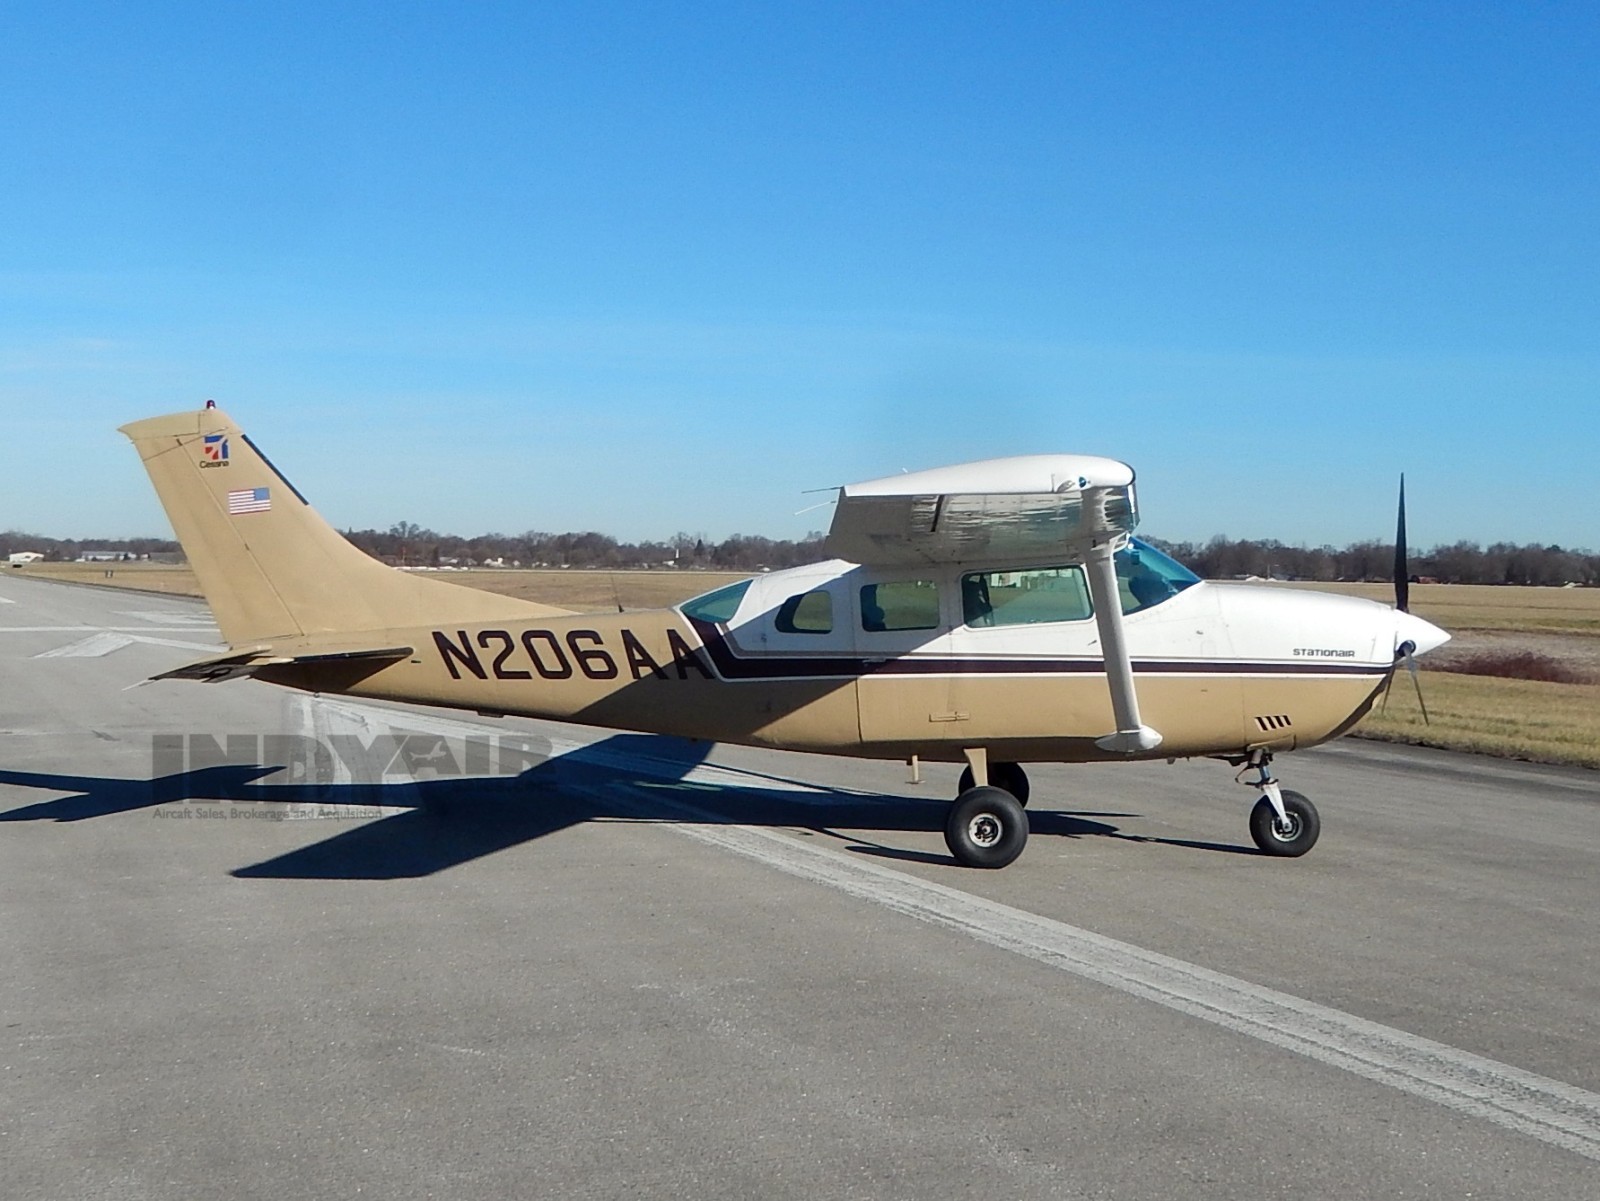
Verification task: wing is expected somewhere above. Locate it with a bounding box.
[824,454,1138,567]
[824,454,1160,754]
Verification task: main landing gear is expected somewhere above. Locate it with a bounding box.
[1239,750,1321,857]
[957,761,1030,806]
[946,760,1030,869]
[941,752,1323,868]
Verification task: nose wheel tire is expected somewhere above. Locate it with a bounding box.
[945,786,1029,869]
[1249,790,1321,857]
[957,761,1030,806]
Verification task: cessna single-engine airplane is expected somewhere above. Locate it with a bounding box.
[122,404,1448,869]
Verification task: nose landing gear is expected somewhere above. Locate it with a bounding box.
[1239,751,1321,856]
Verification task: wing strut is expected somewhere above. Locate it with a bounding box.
[1081,526,1162,754]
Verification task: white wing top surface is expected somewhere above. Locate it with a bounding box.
[825,454,1139,567]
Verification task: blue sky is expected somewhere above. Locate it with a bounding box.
[3,2,1597,549]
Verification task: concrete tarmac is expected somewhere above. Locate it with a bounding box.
[2,571,1598,1199]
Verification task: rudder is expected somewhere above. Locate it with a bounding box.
[120,405,569,647]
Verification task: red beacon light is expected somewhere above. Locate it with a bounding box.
[204,399,216,409]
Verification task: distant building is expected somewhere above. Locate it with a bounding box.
[7,551,43,566]
[76,551,125,562]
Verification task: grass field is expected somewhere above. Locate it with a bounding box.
[1356,670,1600,769]
[1280,580,1600,636]
[16,561,747,612]
[16,562,1599,770]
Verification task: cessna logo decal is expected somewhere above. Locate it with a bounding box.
[432,628,713,682]
[199,434,230,467]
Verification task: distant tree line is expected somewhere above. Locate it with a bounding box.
[340,523,830,572]
[5,525,1596,584]
[0,532,181,560]
[1148,536,1600,586]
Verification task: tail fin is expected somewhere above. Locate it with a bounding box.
[120,406,570,647]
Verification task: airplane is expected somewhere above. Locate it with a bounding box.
[120,403,1449,869]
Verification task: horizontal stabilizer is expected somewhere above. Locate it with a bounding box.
[152,644,414,684]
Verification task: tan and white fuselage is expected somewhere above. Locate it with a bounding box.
[252,565,1440,768]
[119,404,1449,868]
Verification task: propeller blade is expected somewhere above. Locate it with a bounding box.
[1394,473,1409,613]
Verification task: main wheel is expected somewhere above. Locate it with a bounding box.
[1249,790,1321,857]
[957,761,1030,806]
[945,786,1029,869]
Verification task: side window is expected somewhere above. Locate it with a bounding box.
[961,566,1092,627]
[775,590,833,634]
[860,580,940,632]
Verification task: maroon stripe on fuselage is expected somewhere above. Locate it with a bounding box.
[683,619,1387,682]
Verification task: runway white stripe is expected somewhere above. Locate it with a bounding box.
[33,632,224,658]
[602,788,1600,1164]
[297,696,1600,1163]
[0,626,218,633]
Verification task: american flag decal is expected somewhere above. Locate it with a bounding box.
[227,487,271,515]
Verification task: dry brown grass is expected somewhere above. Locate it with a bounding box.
[1280,580,1600,634]
[17,561,205,597]
[445,569,748,612]
[15,561,741,613]
[1356,669,1600,770]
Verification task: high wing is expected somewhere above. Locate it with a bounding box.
[825,454,1159,755]
[824,454,1138,568]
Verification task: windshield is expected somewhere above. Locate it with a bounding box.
[1115,538,1200,614]
[680,579,750,623]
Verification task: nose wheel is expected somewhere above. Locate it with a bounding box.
[1240,752,1321,857]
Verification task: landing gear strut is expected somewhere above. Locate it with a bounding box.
[1240,751,1320,857]
[957,761,1030,806]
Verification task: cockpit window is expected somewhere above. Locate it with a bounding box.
[1116,538,1200,614]
[962,566,1092,627]
[680,579,751,624]
[775,589,833,634]
[860,580,940,632]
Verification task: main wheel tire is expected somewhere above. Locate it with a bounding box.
[957,761,1030,806]
[1249,790,1321,857]
[945,786,1029,869]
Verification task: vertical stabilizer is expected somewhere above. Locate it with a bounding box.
[120,406,569,646]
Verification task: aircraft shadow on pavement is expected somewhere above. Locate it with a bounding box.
[0,732,1257,878]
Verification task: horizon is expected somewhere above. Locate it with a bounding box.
[8,524,1595,560]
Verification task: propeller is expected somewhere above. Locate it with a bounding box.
[1394,473,1409,614]
[1385,473,1429,724]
